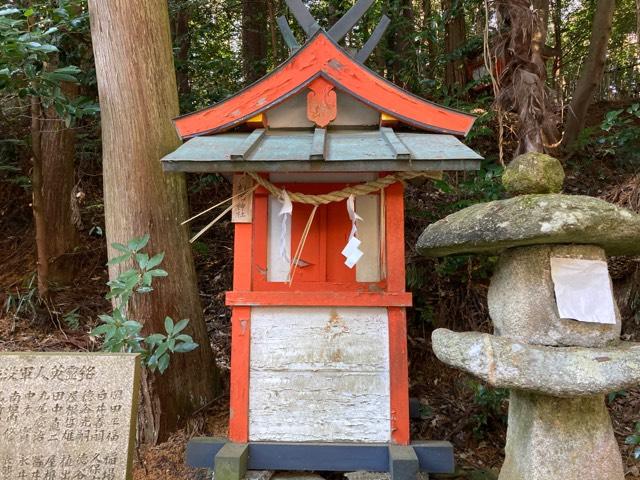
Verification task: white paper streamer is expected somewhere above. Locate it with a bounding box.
[550,257,617,324]
[342,194,364,268]
[279,191,292,263]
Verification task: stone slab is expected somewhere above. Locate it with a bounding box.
[215,443,249,480]
[0,352,140,480]
[432,329,640,396]
[388,445,419,480]
[416,194,640,257]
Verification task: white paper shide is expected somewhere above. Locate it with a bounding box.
[550,257,616,324]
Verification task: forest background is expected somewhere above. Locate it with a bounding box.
[1,0,640,478]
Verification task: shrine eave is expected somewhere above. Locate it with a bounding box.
[172,31,477,139]
[161,128,482,173]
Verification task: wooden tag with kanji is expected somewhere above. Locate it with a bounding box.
[232,174,254,223]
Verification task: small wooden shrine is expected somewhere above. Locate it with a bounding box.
[162,1,481,478]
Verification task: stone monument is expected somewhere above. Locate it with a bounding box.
[416,152,640,480]
[0,353,140,480]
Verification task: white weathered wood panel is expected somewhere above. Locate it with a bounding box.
[249,307,391,442]
[355,195,381,282]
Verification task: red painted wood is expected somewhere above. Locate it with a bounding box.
[251,182,376,289]
[388,307,410,445]
[307,77,337,127]
[173,33,475,138]
[226,290,412,307]
[229,183,253,442]
[290,202,326,282]
[229,306,251,442]
[325,201,356,283]
[384,182,405,293]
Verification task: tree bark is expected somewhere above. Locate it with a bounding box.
[562,0,616,149]
[390,0,416,84]
[422,0,436,71]
[551,0,562,89]
[30,97,49,299]
[40,80,79,286]
[242,0,268,84]
[87,0,218,444]
[173,3,192,107]
[442,0,467,88]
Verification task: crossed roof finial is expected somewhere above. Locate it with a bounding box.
[277,0,390,62]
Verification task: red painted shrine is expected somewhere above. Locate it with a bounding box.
[163,2,481,478]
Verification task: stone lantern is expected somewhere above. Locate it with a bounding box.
[417,152,640,480]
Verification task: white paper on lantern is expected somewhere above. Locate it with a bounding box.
[549,257,617,324]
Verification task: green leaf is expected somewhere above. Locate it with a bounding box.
[0,8,20,16]
[175,334,193,342]
[107,253,130,266]
[98,314,114,324]
[26,42,58,53]
[23,8,34,17]
[174,341,198,353]
[172,318,189,335]
[148,269,168,277]
[157,353,170,373]
[136,252,149,269]
[91,324,113,336]
[155,341,169,357]
[136,286,153,294]
[112,242,129,253]
[625,435,640,445]
[123,320,142,330]
[128,234,150,252]
[145,333,166,345]
[146,252,165,269]
[164,316,174,334]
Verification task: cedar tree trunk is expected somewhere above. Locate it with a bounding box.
[442,0,466,88]
[40,80,79,286]
[87,0,218,444]
[562,0,616,148]
[242,0,268,83]
[173,4,192,106]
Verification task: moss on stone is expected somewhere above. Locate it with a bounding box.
[502,152,565,195]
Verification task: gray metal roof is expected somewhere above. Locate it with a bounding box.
[161,128,482,173]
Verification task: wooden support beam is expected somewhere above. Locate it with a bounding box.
[327,0,375,42]
[310,127,327,161]
[277,16,300,52]
[284,0,320,36]
[355,15,391,63]
[230,128,265,160]
[380,127,411,160]
[186,439,455,474]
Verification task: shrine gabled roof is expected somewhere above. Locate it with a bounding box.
[172,31,477,139]
[162,128,482,173]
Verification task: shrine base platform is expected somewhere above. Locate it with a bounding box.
[186,439,454,480]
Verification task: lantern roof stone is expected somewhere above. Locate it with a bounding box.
[417,193,640,257]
